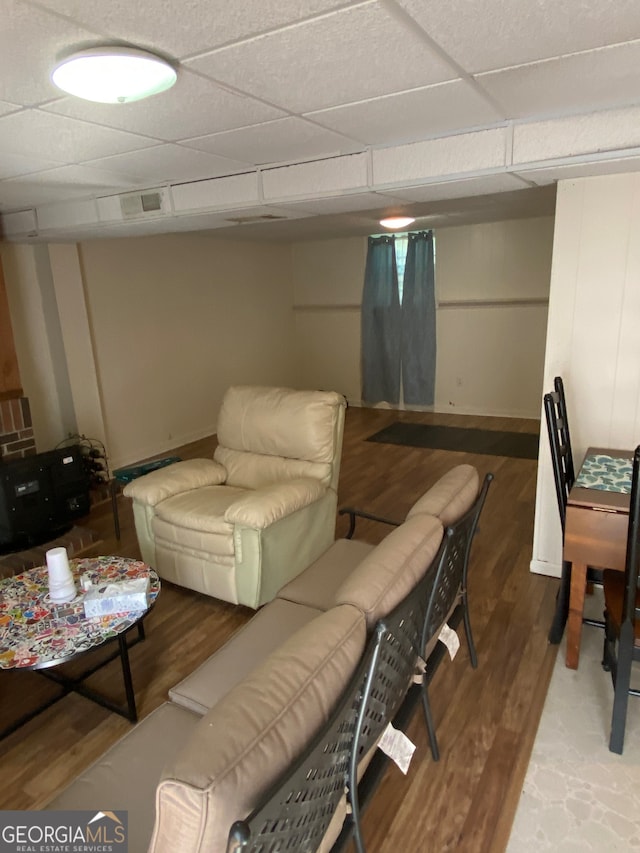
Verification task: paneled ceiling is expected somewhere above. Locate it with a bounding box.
[3,0,640,241]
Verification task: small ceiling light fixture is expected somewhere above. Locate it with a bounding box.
[51,46,177,104]
[379,216,416,229]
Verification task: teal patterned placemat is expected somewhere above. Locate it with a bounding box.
[574,454,632,493]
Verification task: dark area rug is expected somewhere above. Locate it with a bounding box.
[366,422,539,459]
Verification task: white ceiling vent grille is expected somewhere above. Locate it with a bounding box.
[119,189,167,219]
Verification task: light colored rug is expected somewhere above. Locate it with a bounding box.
[507,590,640,852]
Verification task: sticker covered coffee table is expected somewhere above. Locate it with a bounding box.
[0,555,160,739]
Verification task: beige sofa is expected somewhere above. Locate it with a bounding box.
[124,386,347,608]
[48,464,481,853]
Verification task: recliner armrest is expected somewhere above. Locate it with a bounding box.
[123,459,227,507]
[225,478,326,529]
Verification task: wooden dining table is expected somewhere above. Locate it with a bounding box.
[563,446,633,669]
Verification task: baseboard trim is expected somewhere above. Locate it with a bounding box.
[530,558,561,579]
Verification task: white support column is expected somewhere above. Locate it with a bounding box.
[48,243,108,448]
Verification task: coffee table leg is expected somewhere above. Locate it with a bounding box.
[118,633,137,722]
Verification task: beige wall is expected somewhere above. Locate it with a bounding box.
[3,214,555,470]
[78,232,295,467]
[435,217,553,417]
[292,217,554,418]
[292,237,366,400]
[532,173,640,577]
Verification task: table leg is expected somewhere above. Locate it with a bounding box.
[118,633,137,722]
[565,562,588,669]
[110,478,121,540]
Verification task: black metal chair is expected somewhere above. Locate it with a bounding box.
[346,536,448,853]
[346,475,493,853]
[229,475,493,853]
[602,444,640,754]
[226,638,373,853]
[419,472,492,759]
[545,375,603,643]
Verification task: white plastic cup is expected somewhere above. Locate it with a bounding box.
[46,547,76,603]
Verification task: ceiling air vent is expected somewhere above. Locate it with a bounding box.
[225,213,287,224]
[119,190,166,219]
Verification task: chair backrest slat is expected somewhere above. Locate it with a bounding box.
[622,445,640,625]
[544,376,575,531]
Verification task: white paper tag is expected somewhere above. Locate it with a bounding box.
[438,623,460,660]
[377,722,416,774]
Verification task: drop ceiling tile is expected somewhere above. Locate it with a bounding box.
[396,0,640,73]
[1,162,155,216]
[0,0,108,105]
[373,128,507,186]
[43,70,286,141]
[478,42,640,121]
[262,153,368,200]
[37,198,98,230]
[182,117,362,166]
[377,173,531,203]
[186,4,456,113]
[35,0,354,59]
[88,144,251,183]
[0,101,20,118]
[0,110,157,161]
[172,173,260,213]
[0,150,62,180]
[0,175,124,210]
[513,157,640,185]
[277,192,409,215]
[307,80,505,146]
[513,105,640,164]
[19,163,143,189]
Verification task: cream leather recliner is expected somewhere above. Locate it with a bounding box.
[123,386,347,608]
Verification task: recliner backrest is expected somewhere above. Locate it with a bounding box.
[214,385,346,490]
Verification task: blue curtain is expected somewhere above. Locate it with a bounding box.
[361,230,436,407]
[402,231,436,406]
[361,235,401,404]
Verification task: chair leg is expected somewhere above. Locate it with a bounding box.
[421,684,440,762]
[609,623,634,754]
[601,610,614,673]
[461,591,478,669]
[548,560,571,644]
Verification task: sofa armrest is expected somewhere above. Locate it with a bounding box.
[123,459,227,507]
[225,478,326,529]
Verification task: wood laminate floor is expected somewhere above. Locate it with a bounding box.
[0,406,558,853]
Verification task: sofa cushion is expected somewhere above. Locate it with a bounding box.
[169,597,323,715]
[224,478,326,528]
[335,514,444,630]
[406,464,479,527]
[216,385,344,466]
[215,445,332,490]
[150,604,366,853]
[47,702,202,853]
[277,538,375,611]
[154,484,246,534]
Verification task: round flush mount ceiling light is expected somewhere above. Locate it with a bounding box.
[51,46,177,104]
[379,216,416,229]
